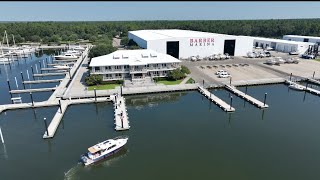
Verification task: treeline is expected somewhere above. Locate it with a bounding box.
[1,19,320,44]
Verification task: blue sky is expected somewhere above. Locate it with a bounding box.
[0,1,319,21]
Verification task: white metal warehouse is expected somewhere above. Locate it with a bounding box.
[283,35,320,44]
[253,37,315,54]
[128,29,254,59]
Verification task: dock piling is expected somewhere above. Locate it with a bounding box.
[94,88,97,102]
[289,73,292,81]
[245,84,248,95]
[39,61,42,73]
[202,80,204,87]
[31,66,34,78]
[263,93,267,106]
[43,118,49,136]
[58,100,62,113]
[7,80,11,92]
[20,72,25,89]
[0,126,4,144]
[229,77,232,86]
[30,92,34,107]
[313,71,315,78]
[230,96,233,110]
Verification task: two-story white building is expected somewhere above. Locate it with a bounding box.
[89,49,181,81]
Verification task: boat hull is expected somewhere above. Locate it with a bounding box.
[54,56,78,60]
[81,146,124,166]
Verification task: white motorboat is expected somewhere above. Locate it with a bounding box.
[53,64,72,69]
[71,45,85,51]
[66,49,81,57]
[80,136,128,166]
[288,82,305,91]
[54,53,78,60]
[265,58,276,65]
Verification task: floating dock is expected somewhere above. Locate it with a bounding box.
[307,78,320,86]
[111,94,130,131]
[43,97,111,139]
[285,80,320,96]
[10,87,57,94]
[33,72,66,77]
[225,84,269,108]
[23,79,63,84]
[198,86,235,112]
[41,68,70,71]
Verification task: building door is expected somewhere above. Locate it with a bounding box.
[223,40,236,56]
[271,42,276,49]
[166,41,179,59]
[304,38,309,42]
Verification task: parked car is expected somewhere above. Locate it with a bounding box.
[216,70,227,75]
[225,53,230,59]
[289,51,299,55]
[219,72,231,78]
[274,57,285,64]
[265,58,276,65]
[264,51,272,57]
[301,54,315,59]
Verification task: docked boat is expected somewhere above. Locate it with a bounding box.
[66,49,81,57]
[71,45,85,51]
[80,136,128,166]
[53,64,71,69]
[54,53,78,60]
[288,82,305,91]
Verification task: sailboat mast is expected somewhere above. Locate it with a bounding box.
[12,34,16,46]
[5,30,9,47]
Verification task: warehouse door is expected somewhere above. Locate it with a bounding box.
[166,41,179,59]
[224,40,236,56]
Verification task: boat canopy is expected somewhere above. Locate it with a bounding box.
[88,146,101,154]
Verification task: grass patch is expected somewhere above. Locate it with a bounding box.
[156,79,183,85]
[88,84,120,90]
[186,78,195,84]
[314,58,320,62]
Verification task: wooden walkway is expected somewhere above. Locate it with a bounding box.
[10,87,57,94]
[285,80,320,96]
[33,72,66,77]
[225,85,269,108]
[53,59,77,63]
[23,79,63,84]
[111,94,130,131]
[43,97,111,139]
[41,67,70,71]
[198,86,235,112]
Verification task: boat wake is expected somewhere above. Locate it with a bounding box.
[64,163,82,180]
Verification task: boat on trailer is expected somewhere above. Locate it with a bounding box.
[80,136,128,166]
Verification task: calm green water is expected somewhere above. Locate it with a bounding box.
[1,84,320,180]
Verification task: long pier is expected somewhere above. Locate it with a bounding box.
[285,80,320,96]
[10,87,57,94]
[23,79,63,84]
[33,72,66,77]
[43,97,111,139]
[198,86,235,112]
[225,84,269,108]
[41,68,71,71]
[111,94,130,131]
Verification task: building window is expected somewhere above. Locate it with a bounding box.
[95,67,100,71]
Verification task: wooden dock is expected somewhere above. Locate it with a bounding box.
[33,72,66,77]
[225,84,269,108]
[53,59,78,63]
[111,94,130,131]
[41,67,71,71]
[10,87,57,94]
[198,86,235,112]
[43,97,111,139]
[23,79,63,84]
[285,80,320,96]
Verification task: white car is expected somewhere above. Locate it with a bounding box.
[219,72,231,78]
[216,70,227,75]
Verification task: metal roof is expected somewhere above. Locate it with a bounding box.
[89,49,181,67]
[253,37,315,45]
[129,29,224,41]
[283,35,320,40]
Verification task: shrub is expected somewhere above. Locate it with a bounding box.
[85,74,103,86]
[181,65,191,74]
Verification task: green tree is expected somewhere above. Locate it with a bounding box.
[85,74,103,86]
[180,65,190,74]
[89,44,116,58]
[168,69,186,80]
[120,37,129,46]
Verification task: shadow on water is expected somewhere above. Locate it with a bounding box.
[64,147,129,180]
